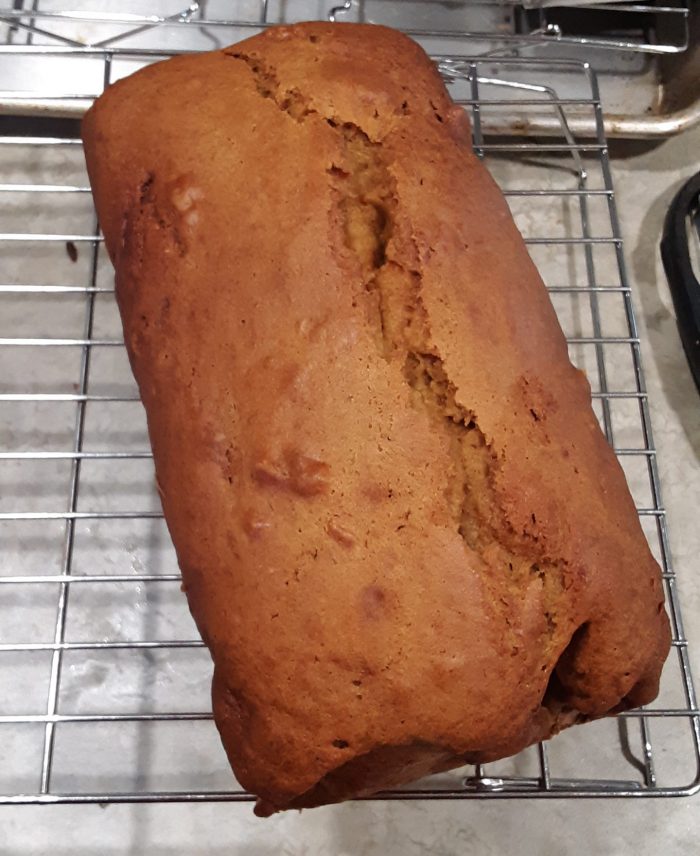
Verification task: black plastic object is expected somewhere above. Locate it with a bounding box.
[660,171,700,394]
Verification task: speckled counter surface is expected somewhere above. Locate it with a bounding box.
[2,123,699,855]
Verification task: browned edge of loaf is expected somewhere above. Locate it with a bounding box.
[81,21,671,814]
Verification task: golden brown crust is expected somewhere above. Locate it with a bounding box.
[82,21,670,813]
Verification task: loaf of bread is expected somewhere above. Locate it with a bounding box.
[82,22,670,813]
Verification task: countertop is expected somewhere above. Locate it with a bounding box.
[2,122,699,856]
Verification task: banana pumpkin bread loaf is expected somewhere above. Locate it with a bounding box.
[82,21,670,814]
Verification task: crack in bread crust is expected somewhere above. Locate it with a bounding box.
[228,42,583,696]
[325,121,576,670]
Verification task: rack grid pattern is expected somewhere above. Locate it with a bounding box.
[0,16,699,806]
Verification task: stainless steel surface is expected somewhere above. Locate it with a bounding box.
[0,1,698,137]
[0,36,698,804]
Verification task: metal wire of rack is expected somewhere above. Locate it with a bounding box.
[0,6,699,807]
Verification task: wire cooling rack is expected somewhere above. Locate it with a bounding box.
[1,10,699,807]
